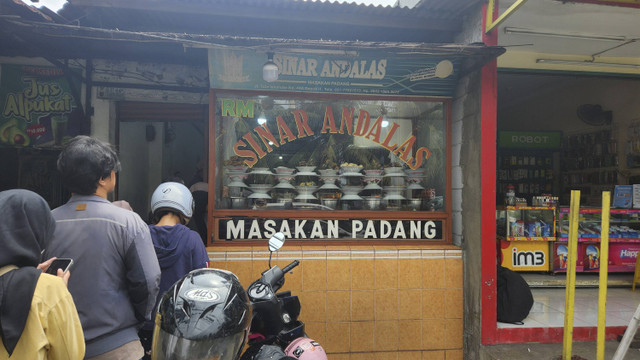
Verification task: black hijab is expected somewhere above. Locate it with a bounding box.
[0,189,56,355]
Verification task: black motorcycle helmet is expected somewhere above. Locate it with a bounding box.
[151,268,252,360]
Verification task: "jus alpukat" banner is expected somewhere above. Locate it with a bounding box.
[0,64,84,148]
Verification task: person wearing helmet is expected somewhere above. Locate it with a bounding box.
[284,338,328,360]
[138,182,210,359]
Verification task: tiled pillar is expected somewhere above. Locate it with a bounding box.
[208,245,463,359]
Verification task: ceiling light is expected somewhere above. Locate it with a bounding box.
[504,27,626,42]
[262,52,279,82]
[536,59,640,69]
[257,112,267,125]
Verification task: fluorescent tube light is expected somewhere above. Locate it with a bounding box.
[504,27,626,42]
[536,58,640,69]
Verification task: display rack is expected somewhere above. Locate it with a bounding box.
[560,128,618,206]
[496,206,556,272]
[496,131,561,206]
[555,207,640,273]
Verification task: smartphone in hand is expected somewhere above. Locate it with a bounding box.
[45,258,74,275]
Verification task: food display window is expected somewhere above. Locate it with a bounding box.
[211,92,450,243]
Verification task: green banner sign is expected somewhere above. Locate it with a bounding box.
[208,48,459,96]
[0,64,84,148]
[498,131,562,149]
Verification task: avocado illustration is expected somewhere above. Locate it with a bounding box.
[7,126,30,146]
[0,118,18,143]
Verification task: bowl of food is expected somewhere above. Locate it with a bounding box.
[384,166,404,174]
[275,166,295,175]
[230,197,247,209]
[320,198,338,209]
[340,162,363,174]
[363,196,381,210]
[296,166,317,173]
[318,168,339,176]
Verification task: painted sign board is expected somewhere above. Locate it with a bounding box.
[218,217,444,241]
[0,64,84,148]
[498,131,562,149]
[208,49,459,96]
[500,239,550,271]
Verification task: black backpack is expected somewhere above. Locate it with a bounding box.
[496,265,534,324]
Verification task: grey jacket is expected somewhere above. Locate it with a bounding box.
[45,195,161,357]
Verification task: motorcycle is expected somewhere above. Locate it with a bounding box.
[151,232,327,360]
[240,232,327,360]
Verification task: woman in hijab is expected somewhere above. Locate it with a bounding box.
[0,189,85,360]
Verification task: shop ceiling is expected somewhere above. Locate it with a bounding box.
[495,0,640,74]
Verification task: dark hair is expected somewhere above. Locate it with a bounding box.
[57,136,121,195]
[153,208,189,225]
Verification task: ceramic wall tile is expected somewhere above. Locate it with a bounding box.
[326,290,351,322]
[398,320,422,350]
[305,321,326,347]
[351,290,374,321]
[445,349,463,360]
[398,289,422,320]
[422,289,445,319]
[351,259,375,290]
[299,291,326,322]
[326,322,350,353]
[397,351,421,360]
[328,354,349,360]
[422,258,445,289]
[398,258,422,289]
[302,259,327,291]
[222,260,252,289]
[444,319,463,349]
[327,259,351,290]
[374,289,398,320]
[421,319,446,350]
[444,258,463,289]
[373,351,399,360]
[421,350,445,360]
[444,288,463,319]
[375,258,398,289]
[350,321,374,352]
[349,352,371,360]
[374,320,398,351]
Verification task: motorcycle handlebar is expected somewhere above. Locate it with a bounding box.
[282,260,299,274]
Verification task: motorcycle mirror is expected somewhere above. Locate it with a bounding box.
[268,232,285,252]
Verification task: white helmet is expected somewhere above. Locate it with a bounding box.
[151,182,194,219]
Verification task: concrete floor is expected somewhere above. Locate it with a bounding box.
[482,340,640,359]
[483,273,640,359]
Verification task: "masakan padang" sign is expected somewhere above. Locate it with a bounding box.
[218,217,444,241]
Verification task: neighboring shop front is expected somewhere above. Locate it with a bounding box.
[0,61,87,208]
[205,44,500,357]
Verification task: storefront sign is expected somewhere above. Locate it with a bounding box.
[0,64,83,148]
[218,218,443,241]
[498,131,562,149]
[208,49,458,96]
[500,240,550,271]
[223,98,432,170]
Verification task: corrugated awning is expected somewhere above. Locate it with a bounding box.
[0,16,504,75]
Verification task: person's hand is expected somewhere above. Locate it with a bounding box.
[57,268,70,287]
[37,257,57,272]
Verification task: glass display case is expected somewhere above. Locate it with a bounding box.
[555,207,640,272]
[496,206,556,272]
[497,206,556,241]
[214,94,446,212]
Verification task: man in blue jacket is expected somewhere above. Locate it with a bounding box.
[45,136,161,359]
